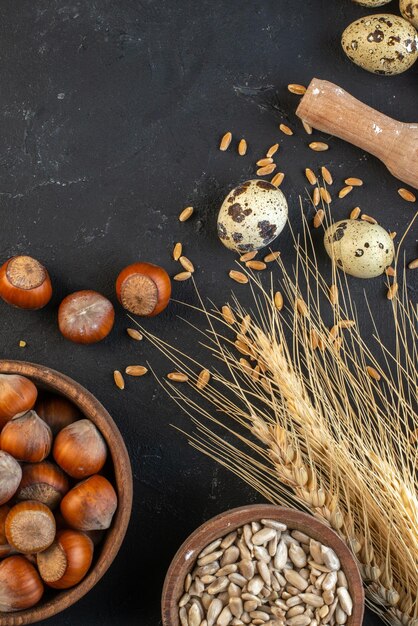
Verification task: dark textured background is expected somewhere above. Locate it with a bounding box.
[0,1,417,624]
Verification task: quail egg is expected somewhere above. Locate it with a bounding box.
[352,0,392,5]
[400,0,418,29]
[217,180,288,253]
[341,14,418,75]
[324,219,394,278]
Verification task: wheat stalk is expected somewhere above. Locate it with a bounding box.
[134,217,417,626]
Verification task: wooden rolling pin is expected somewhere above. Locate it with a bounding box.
[296,78,418,190]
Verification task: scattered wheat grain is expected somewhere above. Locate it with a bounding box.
[240,250,257,262]
[280,123,293,136]
[257,157,273,167]
[174,271,192,281]
[321,166,333,185]
[389,231,396,239]
[125,365,148,376]
[313,209,325,228]
[361,214,377,224]
[173,242,182,261]
[338,186,353,199]
[167,372,189,382]
[302,120,312,135]
[266,143,279,158]
[264,251,280,262]
[114,370,125,390]
[338,320,355,329]
[313,188,320,207]
[274,291,284,311]
[310,328,319,350]
[366,366,381,381]
[196,369,211,389]
[408,258,418,269]
[320,187,332,204]
[345,177,363,186]
[127,328,143,341]
[257,164,276,176]
[385,266,396,277]
[238,139,247,156]
[179,256,195,273]
[350,207,361,220]
[305,168,317,185]
[271,172,285,187]
[329,325,339,341]
[398,188,416,202]
[288,84,306,95]
[221,306,236,325]
[246,260,266,270]
[309,142,328,152]
[179,206,194,222]
[219,131,232,151]
[229,270,248,284]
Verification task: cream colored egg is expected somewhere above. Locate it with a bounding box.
[353,0,392,5]
[400,0,418,28]
[217,180,288,253]
[324,220,394,279]
[341,14,418,75]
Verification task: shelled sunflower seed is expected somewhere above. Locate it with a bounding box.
[178,519,353,626]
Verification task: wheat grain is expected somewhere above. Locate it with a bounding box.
[246,260,266,271]
[280,123,293,136]
[257,164,276,176]
[350,207,361,220]
[219,132,232,151]
[313,188,320,207]
[173,242,183,261]
[125,365,148,376]
[179,256,195,273]
[127,328,143,341]
[240,250,257,262]
[338,186,353,199]
[257,157,273,166]
[238,139,247,156]
[266,143,279,158]
[229,270,248,284]
[221,305,236,325]
[398,188,416,202]
[345,177,363,186]
[113,370,125,390]
[313,209,325,228]
[302,120,313,135]
[174,271,192,281]
[309,142,328,152]
[361,214,377,224]
[305,168,317,185]
[288,84,306,95]
[271,172,285,187]
[321,166,333,185]
[320,187,331,204]
[179,206,194,222]
[408,258,418,269]
[264,251,281,263]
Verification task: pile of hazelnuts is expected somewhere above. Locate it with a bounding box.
[0,255,172,343]
[0,373,117,612]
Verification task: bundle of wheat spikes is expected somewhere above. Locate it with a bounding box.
[136,215,417,626]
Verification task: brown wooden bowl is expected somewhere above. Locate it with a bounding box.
[0,360,133,625]
[162,504,364,626]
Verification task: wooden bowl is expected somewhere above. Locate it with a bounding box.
[162,504,364,626]
[0,360,133,625]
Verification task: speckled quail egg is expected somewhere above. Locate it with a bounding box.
[400,0,418,29]
[324,219,394,279]
[353,0,392,5]
[341,14,418,75]
[217,180,288,253]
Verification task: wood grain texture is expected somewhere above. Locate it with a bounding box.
[0,360,133,626]
[162,504,364,626]
[296,78,418,190]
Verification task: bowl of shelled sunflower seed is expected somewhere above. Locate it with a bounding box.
[162,504,364,626]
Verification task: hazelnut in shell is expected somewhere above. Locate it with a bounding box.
[53,419,107,479]
[0,410,52,463]
[0,255,52,310]
[116,262,171,316]
[37,529,94,589]
[5,501,56,554]
[61,474,117,531]
[35,392,81,435]
[0,555,44,612]
[0,373,38,429]
[0,450,22,506]
[58,290,115,344]
[16,461,70,509]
